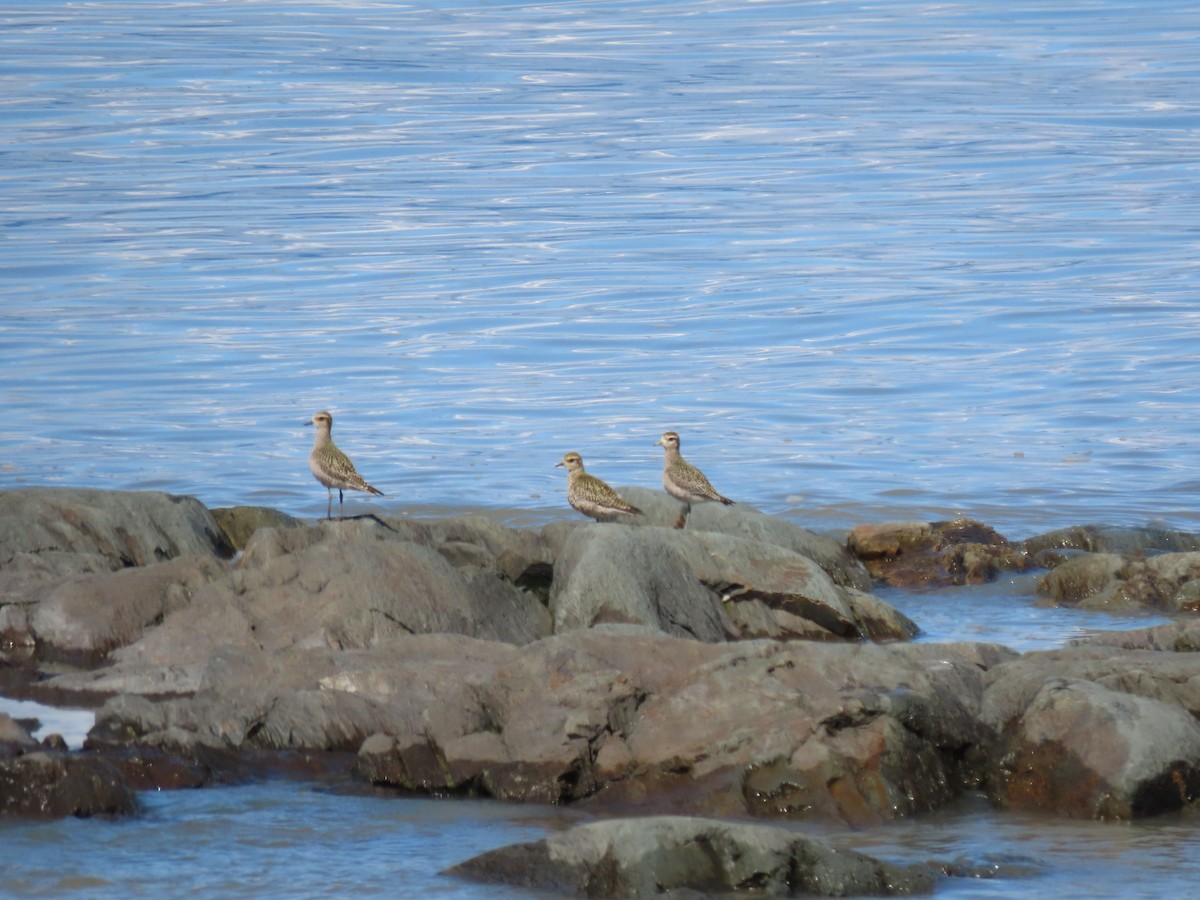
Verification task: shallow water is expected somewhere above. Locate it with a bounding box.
[0,783,570,899]
[821,792,1200,900]
[2,0,1199,535]
[2,0,1199,896]
[881,571,1172,651]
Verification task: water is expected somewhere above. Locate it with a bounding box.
[2,0,1198,534]
[2,0,1199,896]
[0,783,569,899]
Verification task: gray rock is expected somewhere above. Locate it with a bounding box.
[0,488,233,572]
[396,514,557,588]
[1035,553,1127,608]
[445,815,937,897]
[550,525,731,641]
[1071,619,1200,653]
[104,629,1000,824]
[47,521,553,696]
[982,645,1200,732]
[986,676,1200,819]
[93,634,520,758]
[28,555,227,662]
[550,524,910,643]
[619,486,871,591]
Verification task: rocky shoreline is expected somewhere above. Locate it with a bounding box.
[3,487,1199,895]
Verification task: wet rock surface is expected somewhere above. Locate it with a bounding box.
[848,519,1033,588]
[0,749,139,818]
[446,815,939,897]
[1036,550,1200,612]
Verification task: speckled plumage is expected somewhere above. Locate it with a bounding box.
[556,451,642,521]
[307,411,383,519]
[655,431,732,526]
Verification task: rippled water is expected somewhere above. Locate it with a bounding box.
[2,0,1198,534]
[3,1,1199,896]
[0,783,569,899]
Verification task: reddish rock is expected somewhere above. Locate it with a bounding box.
[848,519,1032,588]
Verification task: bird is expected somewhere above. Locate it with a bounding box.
[655,430,733,528]
[306,411,383,520]
[556,451,642,522]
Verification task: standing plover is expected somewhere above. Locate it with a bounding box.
[306,411,383,519]
[655,430,733,527]
[556,452,642,521]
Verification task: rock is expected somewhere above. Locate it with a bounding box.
[618,486,872,591]
[1036,551,1200,612]
[0,713,38,753]
[94,635,519,759]
[445,815,937,897]
[402,514,557,590]
[86,630,1001,825]
[986,677,1200,819]
[550,524,910,644]
[1023,524,1200,562]
[0,488,234,572]
[27,555,228,663]
[982,645,1200,732]
[848,519,1032,589]
[842,588,921,641]
[600,640,992,826]
[0,751,138,818]
[1034,553,1127,608]
[0,602,35,665]
[44,522,553,697]
[1071,619,1200,653]
[848,521,935,559]
[549,525,732,641]
[210,505,303,550]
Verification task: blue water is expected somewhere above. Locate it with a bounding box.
[0,783,568,899]
[2,0,1198,534]
[2,1,1200,896]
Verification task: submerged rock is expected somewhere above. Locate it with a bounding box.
[445,815,937,897]
[0,751,138,818]
[1036,551,1200,612]
[848,519,1032,589]
[1022,524,1200,561]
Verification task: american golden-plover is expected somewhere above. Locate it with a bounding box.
[306,411,383,520]
[556,451,642,521]
[655,430,733,527]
